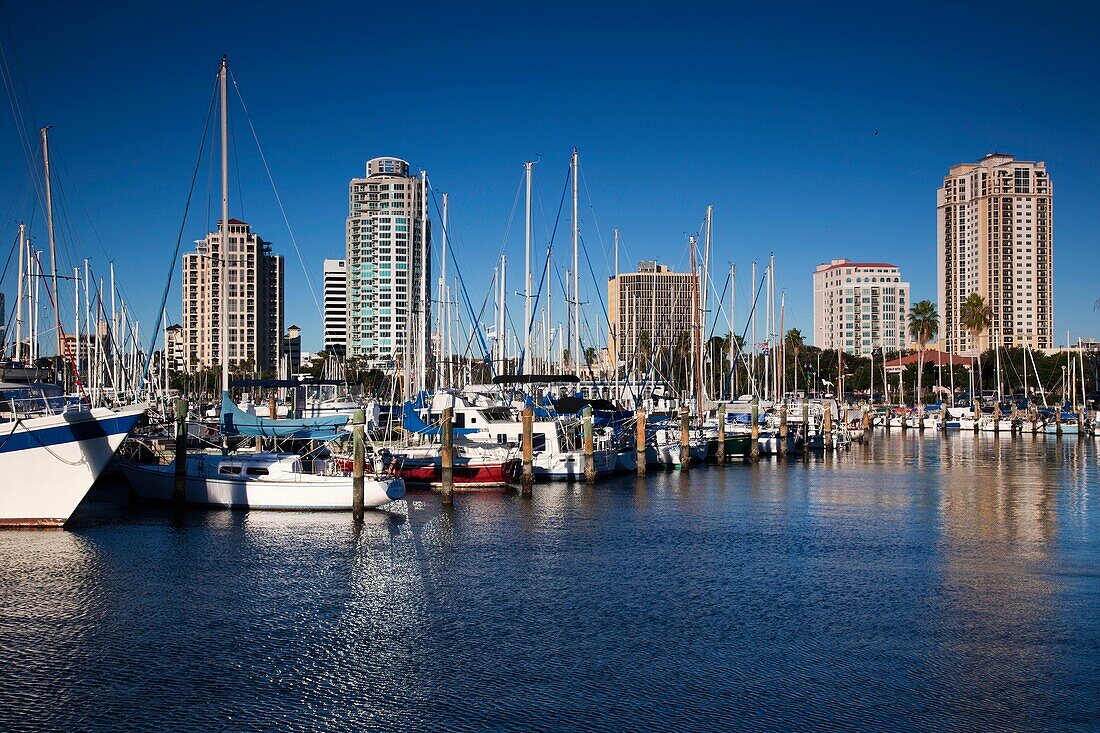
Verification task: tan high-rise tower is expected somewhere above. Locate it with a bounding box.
[937,153,1053,354]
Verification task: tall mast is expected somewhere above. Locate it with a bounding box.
[571,147,580,377]
[690,236,702,415]
[39,127,62,358]
[219,55,230,395]
[499,254,507,371]
[702,204,712,338]
[418,170,428,394]
[729,263,736,399]
[15,223,25,360]
[438,192,448,388]
[751,260,757,396]
[779,290,786,397]
[523,161,533,376]
[613,227,619,278]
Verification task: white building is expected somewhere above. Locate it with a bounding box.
[813,259,910,356]
[322,258,347,357]
[345,157,430,370]
[937,153,1053,353]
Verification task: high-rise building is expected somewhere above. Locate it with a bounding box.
[938,153,1053,353]
[165,324,185,372]
[345,157,430,370]
[182,218,284,373]
[322,258,347,357]
[813,259,910,356]
[282,325,302,374]
[607,260,696,367]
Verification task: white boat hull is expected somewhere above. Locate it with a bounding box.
[122,457,403,510]
[0,406,145,527]
[533,450,617,480]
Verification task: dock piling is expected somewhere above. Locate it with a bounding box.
[521,407,534,496]
[778,405,788,456]
[750,397,760,460]
[172,397,188,509]
[823,403,833,449]
[352,408,365,522]
[583,406,596,483]
[802,400,810,462]
[716,402,726,464]
[441,406,454,505]
[635,407,647,476]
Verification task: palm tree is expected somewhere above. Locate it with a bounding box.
[907,300,940,406]
[959,292,992,395]
[583,346,597,377]
[674,330,693,392]
[637,330,652,379]
[784,328,805,396]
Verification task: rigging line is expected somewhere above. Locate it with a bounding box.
[428,187,494,371]
[230,71,323,317]
[0,25,43,210]
[138,70,219,394]
[577,160,615,279]
[516,163,570,372]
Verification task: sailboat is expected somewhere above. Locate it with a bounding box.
[122,57,402,511]
[1,131,146,527]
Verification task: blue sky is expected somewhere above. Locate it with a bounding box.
[1,1,1097,352]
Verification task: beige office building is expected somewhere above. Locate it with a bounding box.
[182,218,284,373]
[937,153,1053,353]
[813,260,910,356]
[607,261,696,367]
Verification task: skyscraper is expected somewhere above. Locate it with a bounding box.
[345,157,430,371]
[322,258,347,357]
[813,260,910,356]
[937,154,1053,353]
[182,219,284,373]
[607,261,695,368]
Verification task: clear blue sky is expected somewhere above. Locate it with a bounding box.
[1,0,1097,352]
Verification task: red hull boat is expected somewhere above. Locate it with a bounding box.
[335,454,519,488]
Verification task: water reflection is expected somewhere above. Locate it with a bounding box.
[0,436,1096,731]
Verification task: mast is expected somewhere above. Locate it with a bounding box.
[779,290,786,397]
[499,254,507,371]
[729,263,735,399]
[39,127,63,359]
[523,161,533,376]
[751,260,757,396]
[690,236,701,414]
[15,223,25,361]
[74,267,80,389]
[218,55,230,395]
[994,327,1003,403]
[571,147,580,378]
[418,170,428,393]
[439,192,449,388]
[613,227,619,278]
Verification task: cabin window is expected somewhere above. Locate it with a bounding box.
[533,434,547,452]
[497,434,507,444]
[246,468,269,476]
[219,465,242,475]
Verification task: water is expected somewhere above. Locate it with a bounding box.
[1,434,1097,732]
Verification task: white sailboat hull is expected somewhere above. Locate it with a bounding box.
[122,458,403,510]
[532,450,618,480]
[0,406,145,527]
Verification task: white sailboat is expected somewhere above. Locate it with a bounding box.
[123,57,401,511]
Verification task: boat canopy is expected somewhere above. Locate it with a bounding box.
[400,402,479,437]
[220,392,348,440]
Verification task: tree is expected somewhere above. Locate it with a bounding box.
[959,292,992,396]
[637,330,652,380]
[673,330,693,392]
[907,300,939,406]
[583,346,597,376]
[784,328,805,395]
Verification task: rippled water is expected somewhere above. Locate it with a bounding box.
[1,433,1098,731]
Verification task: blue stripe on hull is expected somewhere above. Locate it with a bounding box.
[0,413,142,455]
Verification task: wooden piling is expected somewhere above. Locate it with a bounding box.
[973,401,980,433]
[635,407,647,476]
[172,397,188,508]
[440,406,454,505]
[750,398,760,460]
[268,395,277,420]
[1055,408,1062,437]
[716,402,726,464]
[823,403,833,449]
[583,406,596,483]
[993,402,1000,434]
[679,406,691,470]
[778,404,788,456]
[352,408,365,521]
[1078,407,1086,439]
[521,406,534,496]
